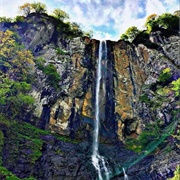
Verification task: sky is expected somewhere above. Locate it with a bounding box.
[0,0,179,40]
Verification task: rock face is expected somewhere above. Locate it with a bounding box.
[1,13,180,180]
[1,14,179,142]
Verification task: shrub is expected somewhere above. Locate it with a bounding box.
[168,165,180,180]
[139,94,151,104]
[171,78,180,97]
[52,8,69,21]
[14,16,25,22]
[158,68,172,83]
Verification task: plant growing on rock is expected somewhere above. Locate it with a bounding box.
[0,30,35,81]
[157,13,179,31]
[31,2,47,14]
[158,68,172,84]
[0,30,35,118]
[35,57,61,89]
[171,78,180,97]
[52,8,69,21]
[0,16,13,23]
[19,3,32,17]
[120,26,140,42]
[145,14,158,33]
[168,165,180,180]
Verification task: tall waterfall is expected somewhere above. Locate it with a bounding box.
[92,41,110,180]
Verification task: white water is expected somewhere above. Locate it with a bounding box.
[123,167,128,180]
[92,41,110,180]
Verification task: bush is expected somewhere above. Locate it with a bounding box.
[121,26,140,42]
[44,64,61,88]
[158,68,172,83]
[126,121,162,153]
[14,16,25,22]
[171,78,180,97]
[168,165,180,180]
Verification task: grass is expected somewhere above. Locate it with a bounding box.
[0,115,78,179]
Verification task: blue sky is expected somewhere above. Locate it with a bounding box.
[0,0,179,40]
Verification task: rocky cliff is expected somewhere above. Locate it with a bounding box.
[1,13,179,141]
[0,13,179,179]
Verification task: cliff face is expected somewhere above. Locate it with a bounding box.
[1,14,179,142]
[107,34,180,140]
[1,13,180,180]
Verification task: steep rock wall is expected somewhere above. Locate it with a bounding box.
[1,14,179,141]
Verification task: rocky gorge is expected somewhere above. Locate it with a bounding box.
[0,12,180,179]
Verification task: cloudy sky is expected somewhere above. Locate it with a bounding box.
[0,0,179,40]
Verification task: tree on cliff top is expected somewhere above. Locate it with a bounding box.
[145,13,179,33]
[120,26,140,42]
[53,8,69,21]
[31,2,47,14]
[145,14,158,32]
[19,3,32,17]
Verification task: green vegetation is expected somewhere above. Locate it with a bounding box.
[145,14,158,33]
[0,30,34,81]
[14,16,25,22]
[35,57,61,89]
[0,17,13,23]
[145,12,179,33]
[0,30,35,118]
[139,94,151,104]
[120,26,140,42]
[55,47,66,55]
[31,2,47,14]
[43,64,61,89]
[171,78,180,97]
[126,120,163,153]
[168,165,180,180]
[0,114,78,179]
[52,8,69,21]
[19,3,32,17]
[120,12,179,43]
[127,66,179,153]
[158,67,172,83]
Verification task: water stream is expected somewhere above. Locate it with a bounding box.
[92,41,130,180]
[91,41,110,180]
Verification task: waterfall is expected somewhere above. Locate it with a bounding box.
[123,168,128,180]
[92,41,110,180]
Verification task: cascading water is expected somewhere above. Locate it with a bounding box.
[92,41,110,180]
[123,168,128,180]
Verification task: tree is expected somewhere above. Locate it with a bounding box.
[157,13,179,30]
[145,14,158,33]
[53,8,69,21]
[0,17,13,23]
[145,14,158,24]
[0,30,35,117]
[0,30,34,80]
[83,30,93,38]
[124,26,140,42]
[31,2,47,14]
[70,22,83,36]
[19,3,32,16]
[0,78,34,117]
[120,33,128,41]
[173,10,180,17]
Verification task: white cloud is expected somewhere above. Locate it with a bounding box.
[145,0,166,16]
[93,31,112,40]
